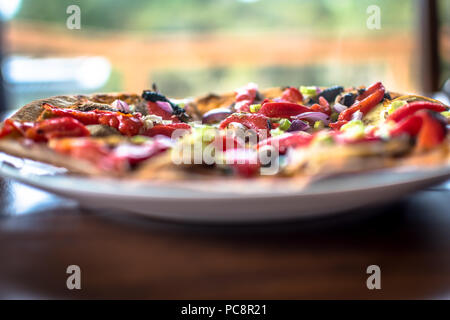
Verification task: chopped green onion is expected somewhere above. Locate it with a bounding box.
[249,104,261,113]
[300,86,318,97]
[313,121,324,130]
[387,100,407,115]
[341,120,365,139]
[279,119,291,131]
[131,135,149,144]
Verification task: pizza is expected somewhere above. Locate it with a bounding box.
[0,82,448,181]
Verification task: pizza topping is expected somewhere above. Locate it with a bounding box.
[202,108,232,124]
[281,87,303,104]
[338,85,385,122]
[300,86,319,97]
[340,120,366,140]
[144,123,191,138]
[356,82,384,101]
[292,111,330,126]
[339,93,357,107]
[318,86,344,103]
[111,99,130,113]
[387,101,447,123]
[257,132,313,155]
[258,102,310,119]
[389,110,447,151]
[142,89,190,122]
[0,117,89,142]
[41,104,144,136]
[287,119,310,132]
[0,119,34,139]
[219,113,271,139]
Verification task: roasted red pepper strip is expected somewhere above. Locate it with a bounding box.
[0,119,34,139]
[0,117,89,142]
[25,117,90,142]
[41,104,144,136]
[389,110,447,150]
[356,82,383,101]
[415,111,447,151]
[389,115,423,137]
[338,86,385,121]
[144,123,191,138]
[387,101,447,123]
[328,120,348,130]
[257,132,313,154]
[258,102,310,119]
[281,87,303,104]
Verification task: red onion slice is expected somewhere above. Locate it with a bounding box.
[293,111,330,125]
[111,99,130,113]
[202,108,232,124]
[156,101,173,114]
[287,119,310,132]
[333,103,347,113]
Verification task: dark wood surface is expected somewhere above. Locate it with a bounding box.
[0,176,449,300]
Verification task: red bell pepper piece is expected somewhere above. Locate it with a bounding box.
[389,115,423,137]
[338,86,385,121]
[146,101,179,122]
[258,102,310,119]
[0,119,34,139]
[41,104,144,136]
[310,97,332,115]
[281,87,303,104]
[219,113,271,139]
[257,132,313,154]
[144,123,191,138]
[415,111,447,151]
[356,82,383,101]
[25,117,90,142]
[387,101,447,123]
[0,117,89,142]
[389,110,447,150]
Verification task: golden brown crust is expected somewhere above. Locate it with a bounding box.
[0,139,102,176]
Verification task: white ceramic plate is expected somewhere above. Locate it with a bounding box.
[0,152,449,223]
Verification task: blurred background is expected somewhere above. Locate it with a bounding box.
[0,0,448,110]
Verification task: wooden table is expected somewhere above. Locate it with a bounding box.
[0,177,449,299]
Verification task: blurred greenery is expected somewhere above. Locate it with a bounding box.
[16,0,415,35]
[8,0,450,99]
